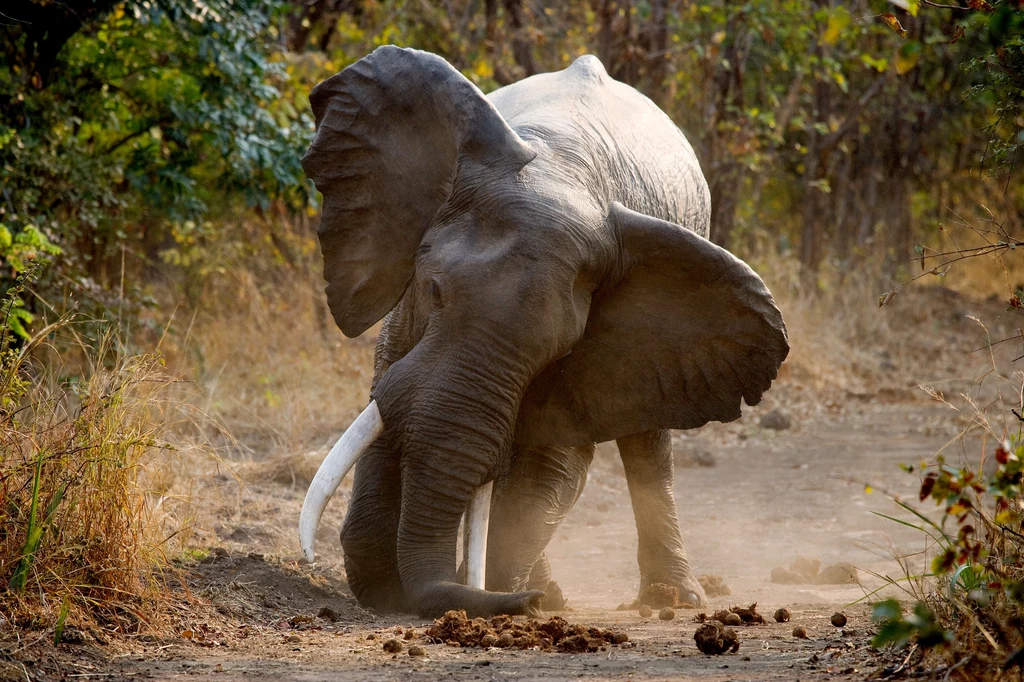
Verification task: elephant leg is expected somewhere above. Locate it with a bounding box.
[340,438,408,613]
[484,443,594,610]
[617,429,707,608]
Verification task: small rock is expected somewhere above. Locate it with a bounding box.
[497,633,515,648]
[760,409,792,431]
[792,626,808,639]
[480,634,499,648]
[773,608,791,623]
[675,446,716,468]
[383,638,403,654]
[693,448,716,467]
[723,612,742,627]
[317,606,339,622]
[658,607,675,621]
[612,633,629,644]
[830,612,847,628]
[366,633,377,640]
[639,604,653,618]
[408,645,426,657]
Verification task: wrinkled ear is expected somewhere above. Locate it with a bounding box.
[516,203,789,447]
[302,46,535,337]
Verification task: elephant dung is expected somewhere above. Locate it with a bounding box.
[693,621,740,655]
[696,603,765,626]
[424,610,627,653]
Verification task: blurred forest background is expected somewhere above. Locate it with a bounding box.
[1,0,1024,660]
[3,0,1023,331]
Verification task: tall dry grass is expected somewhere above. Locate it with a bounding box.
[151,248,376,479]
[0,272,212,635]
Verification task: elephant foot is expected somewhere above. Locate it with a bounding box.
[637,573,708,609]
[674,573,708,608]
[538,580,567,611]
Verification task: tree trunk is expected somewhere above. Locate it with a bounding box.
[644,0,669,108]
[503,0,536,78]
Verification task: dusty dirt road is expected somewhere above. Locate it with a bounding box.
[66,397,960,682]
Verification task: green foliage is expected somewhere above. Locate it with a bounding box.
[872,429,1024,661]
[872,599,953,649]
[962,4,1024,178]
[1,0,313,294]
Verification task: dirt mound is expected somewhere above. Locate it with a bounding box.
[696,603,765,625]
[698,574,732,597]
[184,549,369,626]
[425,611,628,653]
[693,621,740,655]
[770,557,859,585]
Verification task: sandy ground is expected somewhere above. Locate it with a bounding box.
[3,395,965,681]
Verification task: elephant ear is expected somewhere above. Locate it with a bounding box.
[516,203,789,447]
[302,46,535,337]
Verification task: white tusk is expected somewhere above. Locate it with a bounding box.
[464,481,493,590]
[299,400,384,563]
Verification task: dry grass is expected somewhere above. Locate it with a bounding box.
[0,266,227,636]
[158,264,376,460]
[2,337,173,633]
[749,243,1020,405]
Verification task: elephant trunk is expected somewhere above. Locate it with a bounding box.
[376,347,543,617]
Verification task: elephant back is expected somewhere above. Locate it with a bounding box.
[487,56,710,237]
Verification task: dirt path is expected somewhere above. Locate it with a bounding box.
[50,399,950,682]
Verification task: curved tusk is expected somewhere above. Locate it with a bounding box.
[464,481,493,590]
[299,400,384,563]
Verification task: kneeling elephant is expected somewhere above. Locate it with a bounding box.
[297,46,789,618]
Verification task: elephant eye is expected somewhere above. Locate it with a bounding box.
[428,278,444,309]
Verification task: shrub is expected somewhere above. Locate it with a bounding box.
[0,266,188,634]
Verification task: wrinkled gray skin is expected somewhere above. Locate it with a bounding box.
[301,46,789,618]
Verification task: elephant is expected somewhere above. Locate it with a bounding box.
[297,46,789,619]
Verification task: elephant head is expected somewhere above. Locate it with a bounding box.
[298,46,789,617]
